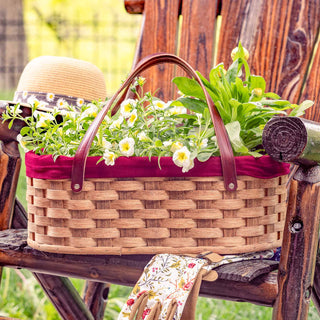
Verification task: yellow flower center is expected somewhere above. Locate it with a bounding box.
[124,104,132,113]
[122,142,130,152]
[177,151,188,162]
[129,114,137,122]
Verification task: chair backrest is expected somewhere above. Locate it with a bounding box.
[125,0,320,122]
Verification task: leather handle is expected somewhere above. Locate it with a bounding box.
[71,53,237,192]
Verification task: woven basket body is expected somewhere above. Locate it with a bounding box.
[27,175,287,255]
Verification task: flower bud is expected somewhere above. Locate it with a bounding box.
[231,46,249,61]
[253,88,263,97]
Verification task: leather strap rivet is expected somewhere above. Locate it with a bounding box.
[73,184,80,191]
[228,183,235,190]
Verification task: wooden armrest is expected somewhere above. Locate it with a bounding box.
[0,229,278,307]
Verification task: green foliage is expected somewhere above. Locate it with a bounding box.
[2,78,222,173]
[1,269,319,319]
[173,43,313,157]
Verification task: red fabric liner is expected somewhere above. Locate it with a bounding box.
[25,152,290,180]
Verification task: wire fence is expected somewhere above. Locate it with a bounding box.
[0,12,141,95]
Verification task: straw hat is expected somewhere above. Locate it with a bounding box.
[14,56,107,110]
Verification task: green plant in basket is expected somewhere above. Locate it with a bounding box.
[2,44,313,172]
[171,43,313,159]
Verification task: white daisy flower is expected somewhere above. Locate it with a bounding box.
[138,131,149,142]
[27,95,39,106]
[120,99,137,117]
[110,116,124,130]
[9,104,22,115]
[34,111,55,128]
[103,150,116,166]
[81,104,99,118]
[127,109,138,127]
[136,77,146,86]
[76,97,85,108]
[152,100,170,110]
[163,140,172,147]
[169,106,187,115]
[56,98,67,109]
[60,109,77,119]
[38,101,49,110]
[173,146,194,173]
[119,137,135,157]
[16,134,29,153]
[46,93,55,102]
[200,138,208,148]
[22,91,28,99]
[170,141,183,153]
[99,138,112,149]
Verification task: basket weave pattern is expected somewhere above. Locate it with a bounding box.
[27,175,287,255]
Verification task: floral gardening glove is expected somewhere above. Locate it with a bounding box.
[117,253,222,320]
[118,249,279,319]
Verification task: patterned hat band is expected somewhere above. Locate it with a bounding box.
[14,91,91,110]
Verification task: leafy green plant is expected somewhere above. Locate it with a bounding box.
[172,43,313,158]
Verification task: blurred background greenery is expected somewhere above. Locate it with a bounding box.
[0,1,318,319]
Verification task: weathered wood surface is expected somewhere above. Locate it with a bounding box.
[312,253,320,314]
[124,0,222,16]
[0,141,21,289]
[216,0,320,106]
[0,142,21,231]
[301,40,320,123]
[0,229,278,306]
[83,281,109,320]
[132,0,180,101]
[272,170,320,319]
[263,117,320,165]
[34,274,94,320]
[177,0,217,79]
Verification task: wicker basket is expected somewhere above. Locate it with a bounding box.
[26,53,289,255]
[27,174,288,255]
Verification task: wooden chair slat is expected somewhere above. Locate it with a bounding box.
[178,0,218,78]
[132,0,180,100]
[217,0,320,104]
[302,43,320,122]
[0,228,278,307]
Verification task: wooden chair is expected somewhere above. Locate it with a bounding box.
[1,0,320,319]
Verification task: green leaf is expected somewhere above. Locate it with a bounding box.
[209,63,225,83]
[260,99,291,108]
[264,92,281,100]
[225,121,249,154]
[248,75,266,93]
[229,99,241,122]
[233,78,250,102]
[155,140,162,147]
[197,150,214,162]
[226,59,240,83]
[289,100,314,117]
[173,97,207,114]
[20,126,31,136]
[172,77,206,100]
